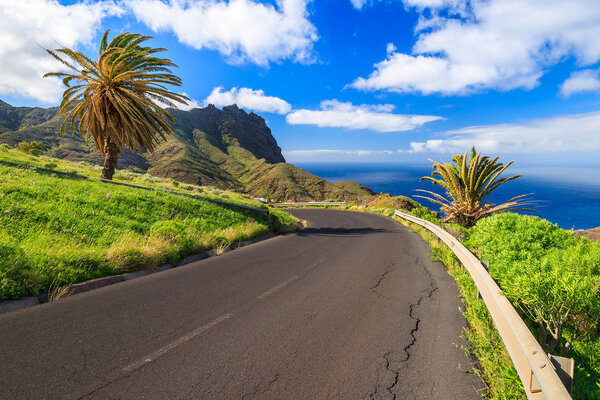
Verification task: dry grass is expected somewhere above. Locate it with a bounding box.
[106,221,270,270]
[48,278,73,302]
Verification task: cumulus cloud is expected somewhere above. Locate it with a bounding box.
[176,93,203,111]
[559,69,600,97]
[285,100,443,132]
[351,0,600,95]
[127,0,318,66]
[0,0,122,103]
[204,87,292,114]
[408,111,600,153]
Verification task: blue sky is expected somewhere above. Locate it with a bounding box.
[1,0,600,165]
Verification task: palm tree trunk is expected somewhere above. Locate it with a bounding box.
[101,137,120,180]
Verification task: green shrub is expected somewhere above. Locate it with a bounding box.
[43,162,58,170]
[17,141,45,156]
[0,143,11,151]
[410,204,441,224]
[469,213,600,398]
[172,180,179,187]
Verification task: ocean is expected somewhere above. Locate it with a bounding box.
[296,163,600,230]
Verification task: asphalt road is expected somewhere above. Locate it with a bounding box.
[0,209,483,399]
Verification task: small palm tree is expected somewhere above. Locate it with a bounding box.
[44,30,188,179]
[417,147,534,227]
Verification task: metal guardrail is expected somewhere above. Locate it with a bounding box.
[393,210,572,400]
[271,201,346,207]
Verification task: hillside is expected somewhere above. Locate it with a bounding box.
[0,100,374,202]
[0,148,302,301]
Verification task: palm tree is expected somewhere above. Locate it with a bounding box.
[44,30,188,179]
[416,147,534,227]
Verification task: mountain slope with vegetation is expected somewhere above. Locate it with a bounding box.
[0,100,374,202]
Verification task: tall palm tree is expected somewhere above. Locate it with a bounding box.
[44,30,188,179]
[417,147,534,227]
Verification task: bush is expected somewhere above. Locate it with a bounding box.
[43,162,58,170]
[17,141,46,156]
[410,203,441,224]
[0,143,11,151]
[469,213,600,355]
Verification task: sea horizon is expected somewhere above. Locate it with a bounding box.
[297,162,600,230]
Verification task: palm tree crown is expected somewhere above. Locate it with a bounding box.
[417,147,534,227]
[44,30,188,179]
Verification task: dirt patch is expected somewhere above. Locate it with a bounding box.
[574,227,600,242]
[362,193,416,211]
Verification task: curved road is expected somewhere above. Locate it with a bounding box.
[0,209,482,399]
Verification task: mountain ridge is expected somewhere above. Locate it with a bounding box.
[0,100,374,202]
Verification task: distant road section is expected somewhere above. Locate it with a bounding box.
[0,209,482,399]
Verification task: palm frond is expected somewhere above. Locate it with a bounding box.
[418,148,534,227]
[45,29,187,157]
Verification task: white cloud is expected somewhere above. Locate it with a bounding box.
[560,69,600,97]
[408,111,600,153]
[204,87,292,114]
[285,99,443,132]
[0,0,122,103]
[176,93,202,111]
[127,0,318,66]
[349,0,368,9]
[351,0,600,95]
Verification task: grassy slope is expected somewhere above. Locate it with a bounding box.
[0,148,299,301]
[241,159,375,201]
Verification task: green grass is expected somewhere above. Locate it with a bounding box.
[0,147,264,209]
[0,150,300,301]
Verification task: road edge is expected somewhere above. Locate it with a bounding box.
[0,232,282,315]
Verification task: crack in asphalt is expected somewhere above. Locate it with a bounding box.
[368,253,439,400]
[240,374,280,400]
[403,286,438,363]
[76,372,133,400]
[370,264,395,292]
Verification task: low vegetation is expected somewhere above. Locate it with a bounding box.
[468,214,600,399]
[17,141,45,156]
[0,149,299,302]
